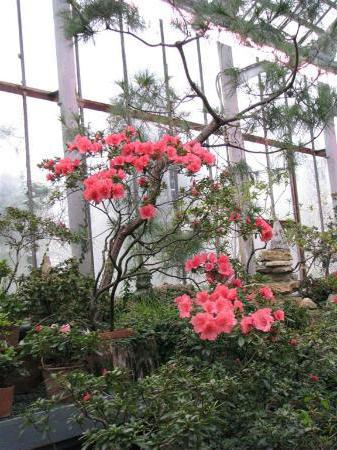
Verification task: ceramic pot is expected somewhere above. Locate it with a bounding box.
[98,328,135,340]
[0,385,14,418]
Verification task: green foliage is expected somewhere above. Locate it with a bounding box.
[65,0,144,40]
[115,290,190,365]
[0,343,21,387]
[12,259,95,324]
[285,221,337,273]
[20,325,98,367]
[300,274,337,304]
[0,312,16,327]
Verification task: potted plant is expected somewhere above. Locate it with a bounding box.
[0,312,20,346]
[0,343,21,418]
[20,324,98,398]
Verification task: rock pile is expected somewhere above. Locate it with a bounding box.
[256,221,299,294]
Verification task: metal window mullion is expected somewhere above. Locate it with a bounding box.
[16,0,37,269]
[159,19,179,201]
[74,31,95,275]
[283,91,305,279]
[196,36,213,179]
[257,60,276,220]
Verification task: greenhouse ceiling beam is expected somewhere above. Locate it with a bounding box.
[0,80,325,158]
[165,1,337,74]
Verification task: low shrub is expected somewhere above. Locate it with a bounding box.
[30,303,337,449]
[13,259,95,325]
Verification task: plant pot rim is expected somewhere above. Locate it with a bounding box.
[41,362,84,371]
[0,384,14,390]
[98,328,135,340]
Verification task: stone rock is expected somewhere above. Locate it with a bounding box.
[41,255,52,275]
[266,273,296,282]
[259,249,292,261]
[264,260,293,267]
[268,280,299,294]
[257,266,292,274]
[299,297,318,309]
[269,220,289,250]
[327,293,337,303]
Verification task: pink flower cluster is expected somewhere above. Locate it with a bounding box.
[34,323,71,333]
[43,128,215,222]
[184,252,234,284]
[54,157,81,177]
[176,253,285,341]
[255,218,273,242]
[240,308,284,334]
[83,168,126,203]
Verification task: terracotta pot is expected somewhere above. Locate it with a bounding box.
[98,328,135,340]
[0,385,14,418]
[42,364,84,400]
[0,325,20,346]
[95,328,136,376]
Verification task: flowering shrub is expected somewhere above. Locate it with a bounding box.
[20,324,98,367]
[40,128,274,329]
[176,252,284,340]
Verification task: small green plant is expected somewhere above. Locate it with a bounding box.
[0,343,21,387]
[300,273,337,304]
[20,324,98,367]
[0,312,14,327]
[13,259,95,324]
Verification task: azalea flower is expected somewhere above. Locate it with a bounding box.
[59,324,71,334]
[139,204,157,220]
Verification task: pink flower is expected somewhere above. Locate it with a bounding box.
[199,318,219,341]
[251,308,275,332]
[215,309,237,333]
[175,294,192,318]
[255,217,273,241]
[54,157,80,176]
[46,173,56,181]
[195,291,209,305]
[215,297,233,313]
[191,312,211,334]
[202,300,217,314]
[137,176,148,187]
[82,392,91,401]
[35,325,42,332]
[204,261,215,272]
[259,286,274,300]
[231,278,243,288]
[233,300,243,312]
[59,324,71,334]
[139,204,156,220]
[289,338,298,346]
[240,316,254,334]
[309,374,319,382]
[330,294,337,304]
[229,211,241,222]
[273,310,285,321]
[111,183,125,199]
